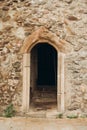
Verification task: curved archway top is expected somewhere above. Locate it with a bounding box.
[20,26,72,53]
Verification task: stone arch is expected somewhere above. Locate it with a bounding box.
[20,26,71,113]
[20,26,70,53]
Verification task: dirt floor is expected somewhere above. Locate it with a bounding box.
[0,117,87,130]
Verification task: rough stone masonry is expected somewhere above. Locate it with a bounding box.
[0,0,87,115]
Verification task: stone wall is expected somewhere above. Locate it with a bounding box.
[0,0,87,114]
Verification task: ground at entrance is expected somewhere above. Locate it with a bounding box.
[0,117,87,130]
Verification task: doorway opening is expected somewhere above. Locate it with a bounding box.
[22,27,65,113]
[30,43,57,111]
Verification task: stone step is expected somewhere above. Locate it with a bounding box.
[31,90,57,105]
[33,91,57,98]
[26,110,58,118]
[27,112,46,118]
[33,98,57,104]
[32,95,56,99]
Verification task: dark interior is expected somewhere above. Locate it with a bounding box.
[37,43,57,88]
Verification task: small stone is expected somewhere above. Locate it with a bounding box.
[3,41,9,45]
[25,32,30,36]
[74,80,82,85]
[12,61,20,69]
[3,47,10,54]
[17,55,22,60]
[63,0,73,4]
[20,0,25,1]
[68,103,80,110]
[24,22,30,27]
[80,85,86,93]
[6,44,13,50]
[2,15,11,22]
[14,27,25,39]
[4,25,13,31]
[13,0,18,2]
[13,79,19,85]
[2,6,9,11]
[5,1,13,6]
[73,61,79,65]
[25,2,31,7]
[0,31,3,35]
[67,16,78,21]
[8,79,14,86]
[10,86,16,92]
[73,70,79,73]
[1,85,9,91]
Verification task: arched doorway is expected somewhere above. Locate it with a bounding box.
[21,27,67,113]
[30,43,57,110]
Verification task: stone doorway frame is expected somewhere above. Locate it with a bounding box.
[20,27,70,113]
